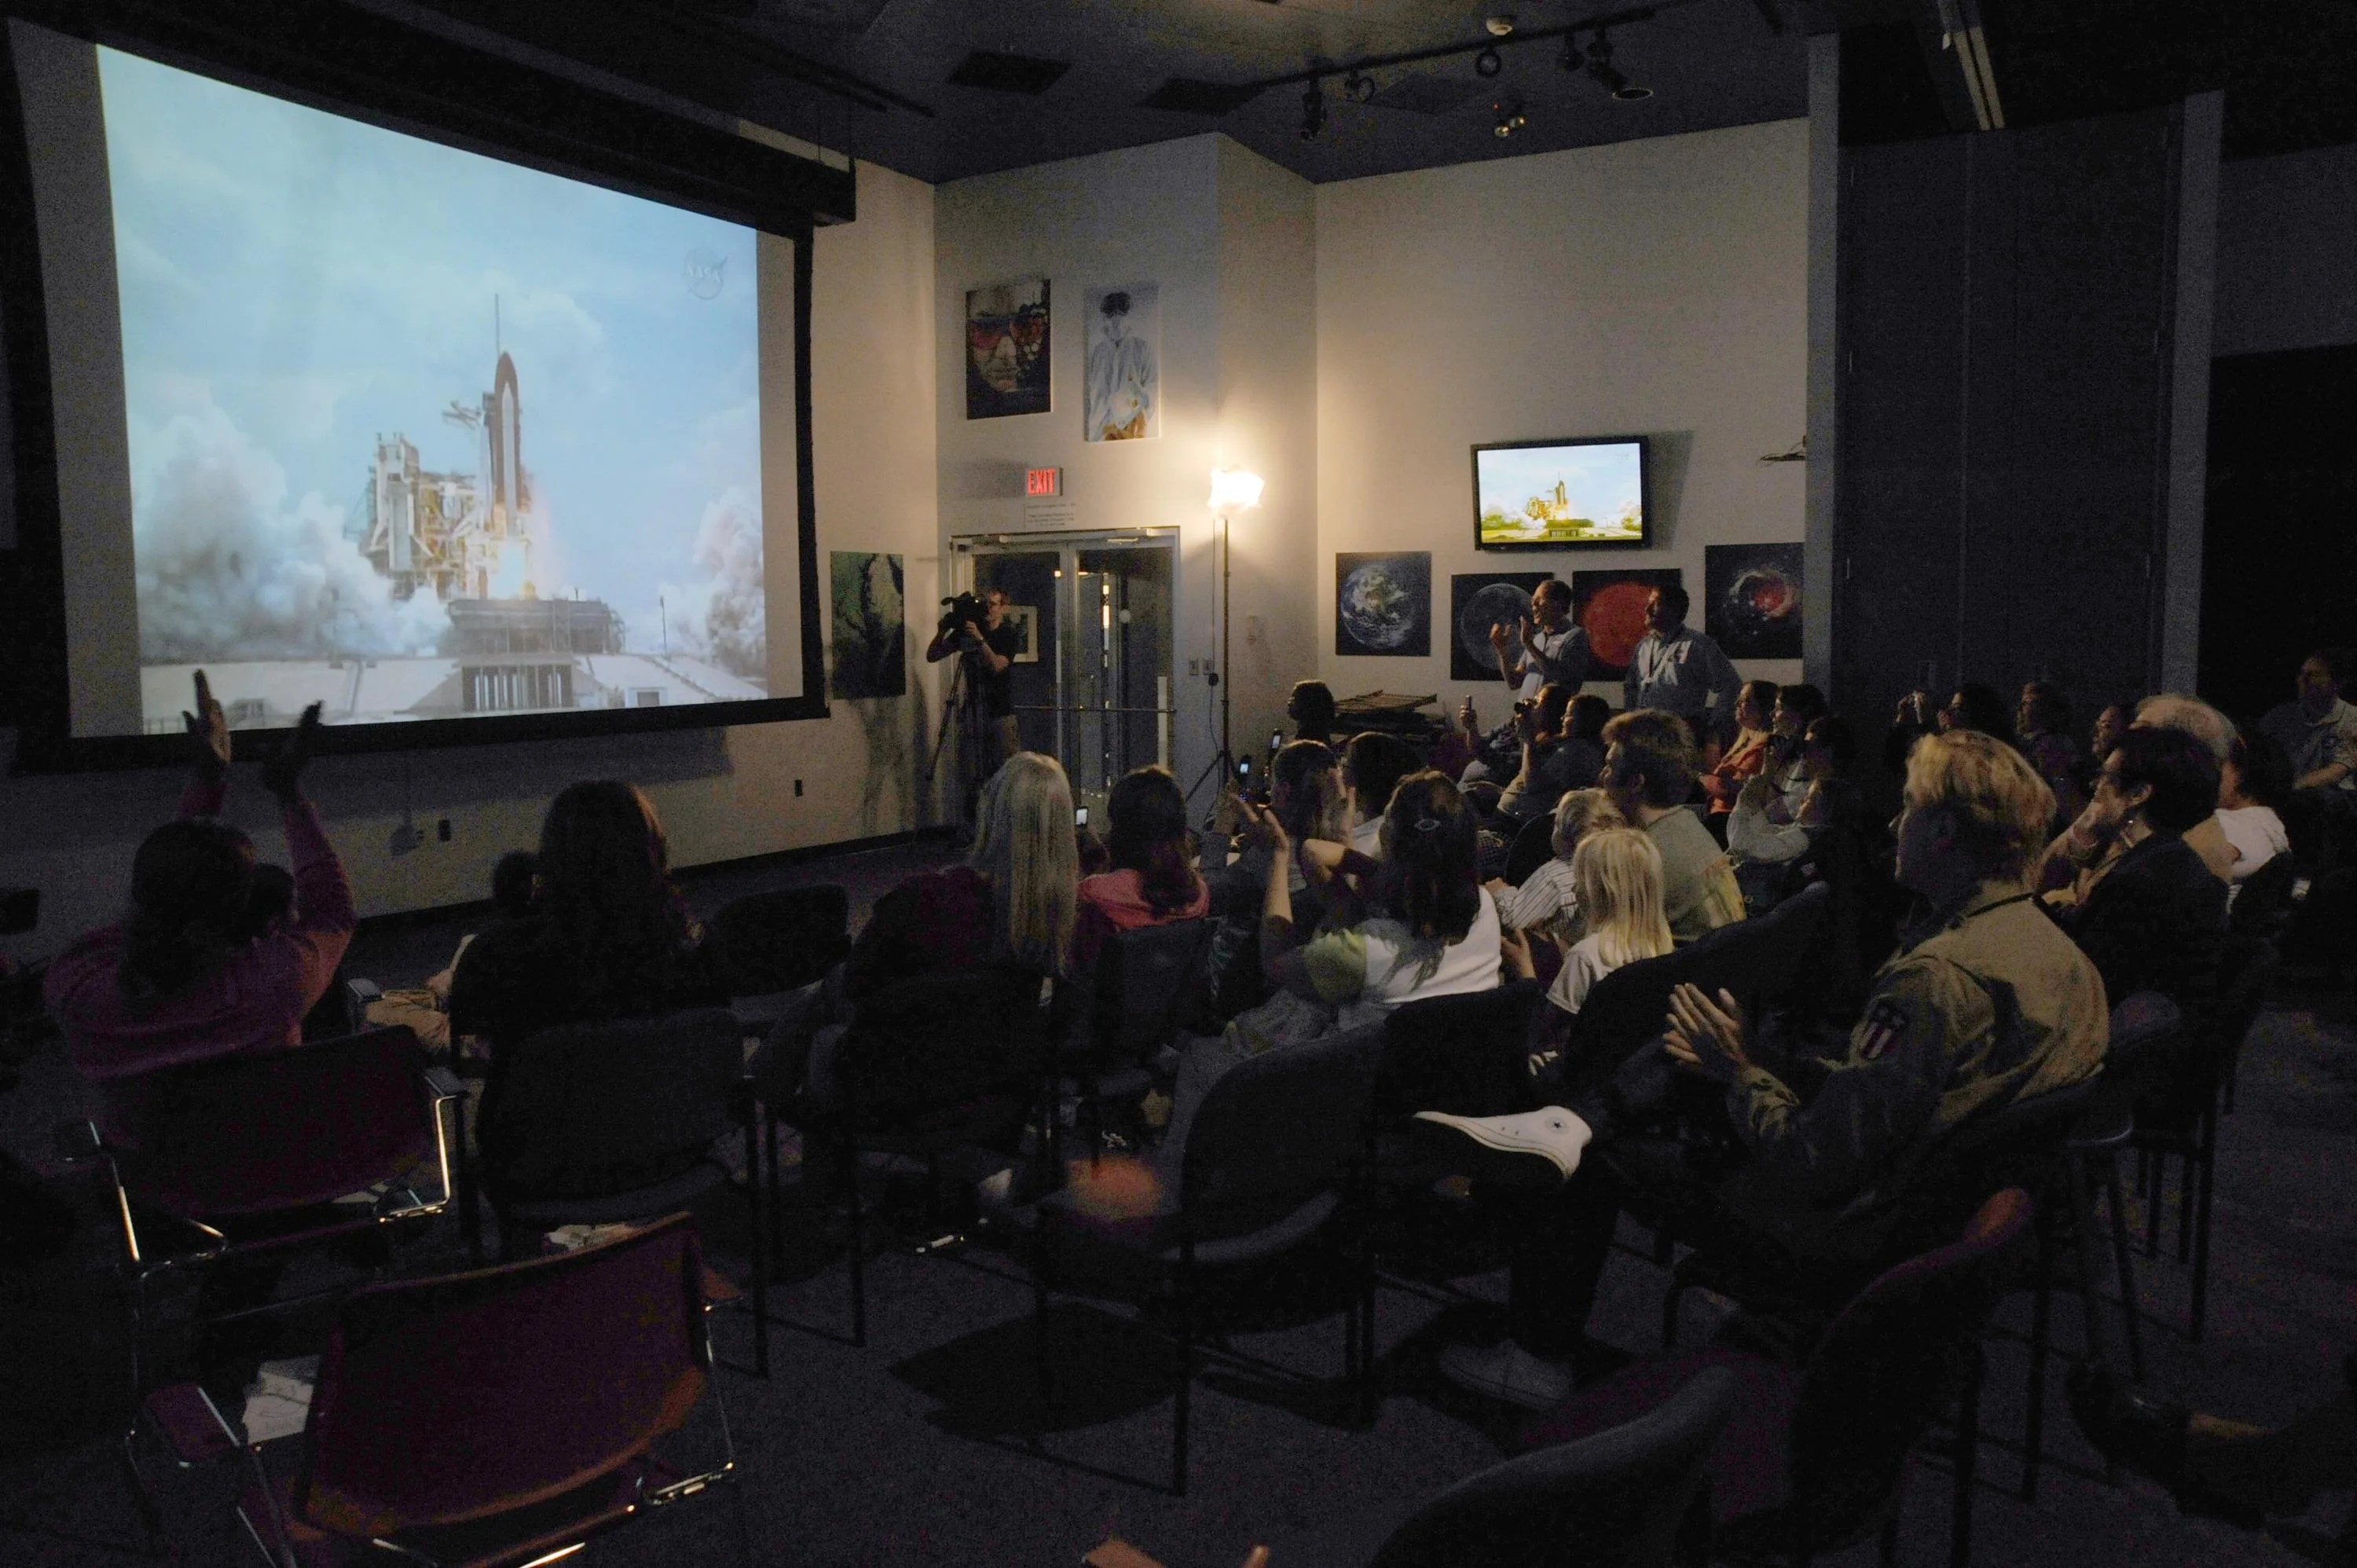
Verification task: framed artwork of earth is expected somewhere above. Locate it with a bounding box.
[1335,551,1431,658]
[1448,571,1552,683]
[1704,543,1802,659]
[1571,568,1684,680]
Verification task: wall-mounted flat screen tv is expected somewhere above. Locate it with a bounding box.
[1472,437,1650,551]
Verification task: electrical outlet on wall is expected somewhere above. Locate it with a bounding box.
[1187,658,1200,677]
[436,819,452,843]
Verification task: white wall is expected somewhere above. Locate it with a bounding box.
[2214,143,2357,357]
[1,161,940,956]
[933,135,1318,803]
[1315,119,1809,718]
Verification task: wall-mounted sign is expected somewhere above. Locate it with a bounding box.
[1025,467,1062,497]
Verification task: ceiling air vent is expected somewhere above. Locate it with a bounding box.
[1138,78,1263,115]
[946,51,1071,95]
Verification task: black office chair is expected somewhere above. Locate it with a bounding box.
[1058,918,1216,1160]
[1026,1025,1381,1495]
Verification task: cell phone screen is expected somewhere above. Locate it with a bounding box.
[1270,729,1284,753]
[1074,807,1089,827]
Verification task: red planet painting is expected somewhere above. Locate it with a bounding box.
[1571,568,1684,679]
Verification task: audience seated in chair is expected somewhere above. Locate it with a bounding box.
[364,850,538,1057]
[1420,729,2106,1411]
[1598,709,1743,943]
[449,780,728,1185]
[2045,725,2229,1016]
[1494,687,1605,830]
[1160,771,1502,1164]
[1287,677,1340,746]
[47,673,345,1150]
[1203,739,1354,1017]
[1080,765,1209,957]
[1510,826,1673,1041]
[1487,788,1625,954]
[1341,731,1427,855]
[2036,693,2239,898]
[1728,714,1864,917]
[2018,680,2088,825]
[1697,679,1780,820]
[2218,726,2293,908]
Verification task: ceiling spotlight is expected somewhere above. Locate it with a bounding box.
[1299,79,1327,140]
[1474,46,1503,78]
[1612,79,1654,101]
[1558,35,1586,72]
[1484,14,1517,37]
[1492,98,1527,137]
[1343,70,1376,104]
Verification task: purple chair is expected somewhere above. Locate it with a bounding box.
[1520,1189,2033,1568]
[145,1213,746,1568]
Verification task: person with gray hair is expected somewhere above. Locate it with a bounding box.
[2037,691,2238,899]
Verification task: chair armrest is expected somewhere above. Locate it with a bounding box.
[422,1064,468,1102]
[53,1119,103,1163]
[345,976,384,1006]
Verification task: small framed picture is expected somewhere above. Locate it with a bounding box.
[1003,604,1039,663]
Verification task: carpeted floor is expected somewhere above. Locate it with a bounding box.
[3,837,2352,1566]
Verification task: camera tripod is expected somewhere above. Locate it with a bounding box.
[921,641,993,833]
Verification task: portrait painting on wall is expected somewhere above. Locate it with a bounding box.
[1704,543,1803,660]
[1448,571,1554,683]
[1083,284,1158,441]
[965,277,1050,419]
[829,551,905,700]
[1570,567,1684,680]
[1335,552,1431,658]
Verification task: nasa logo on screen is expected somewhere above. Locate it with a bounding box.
[684,248,726,299]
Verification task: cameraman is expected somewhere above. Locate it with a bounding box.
[926,584,1024,768]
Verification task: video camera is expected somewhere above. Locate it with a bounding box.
[938,591,989,634]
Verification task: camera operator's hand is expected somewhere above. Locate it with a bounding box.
[185,670,231,783]
[959,620,984,647]
[261,703,324,807]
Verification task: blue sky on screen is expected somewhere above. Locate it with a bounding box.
[97,45,760,657]
[1475,441,1641,521]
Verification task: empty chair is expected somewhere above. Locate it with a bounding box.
[73,1026,460,1426]
[1366,1365,1736,1568]
[1524,1190,2034,1568]
[141,1213,747,1568]
[1026,1025,1381,1495]
[477,1006,767,1372]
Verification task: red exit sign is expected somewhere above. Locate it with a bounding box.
[1025,467,1062,497]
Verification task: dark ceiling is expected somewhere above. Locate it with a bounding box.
[372,0,2357,187]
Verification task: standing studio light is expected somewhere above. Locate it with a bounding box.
[1192,469,1264,813]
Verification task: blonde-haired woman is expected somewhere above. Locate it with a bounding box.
[764,753,1080,1162]
[1510,827,1673,1019]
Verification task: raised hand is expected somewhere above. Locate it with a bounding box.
[1499,924,1535,980]
[1458,696,1480,735]
[1488,620,1512,652]
[261,702,325,805]
[184,670,231,781]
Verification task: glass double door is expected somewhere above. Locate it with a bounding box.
[959,533,1175,813]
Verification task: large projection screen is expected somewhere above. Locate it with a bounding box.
[5,18,817,764]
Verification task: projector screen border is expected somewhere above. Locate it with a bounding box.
[0,9,836,775]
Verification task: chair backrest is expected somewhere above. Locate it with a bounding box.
[1371,1365,1738,1568]
[295,1213,709,1537]
[2095,991,2181,1115]
[2228,852,2297,943]
[705,885,851,997]
[125,1027,436,1218]
[486,1009,744,1200]
[1503,816,1559,888]
[1088,918,1217,1065]
[1563,883,1832,1101]
[1376,981,1546,1119]
[836,965,1049,1122]
[1787,1189,2034,1547]
[1179,1026,1380,1232]
[1875,1076,2092,1261]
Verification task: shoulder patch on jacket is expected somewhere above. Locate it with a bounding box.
[1859,997,1909,1061]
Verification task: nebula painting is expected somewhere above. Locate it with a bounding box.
[1705,543,1803,660]
[1570,568,1684,680]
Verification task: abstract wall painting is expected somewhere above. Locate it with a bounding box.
[1083,283,1159,441]
[1335,552,1431,658]
[829,551,905,699]
[1704,543,1803,659]
[1569,567,1684,680]
[965,278,1050,419]
[1448,571,1554,683]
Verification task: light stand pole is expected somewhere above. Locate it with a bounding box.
[1185,470,1263,820]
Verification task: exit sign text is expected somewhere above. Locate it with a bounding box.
[1025,467,1062,497]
